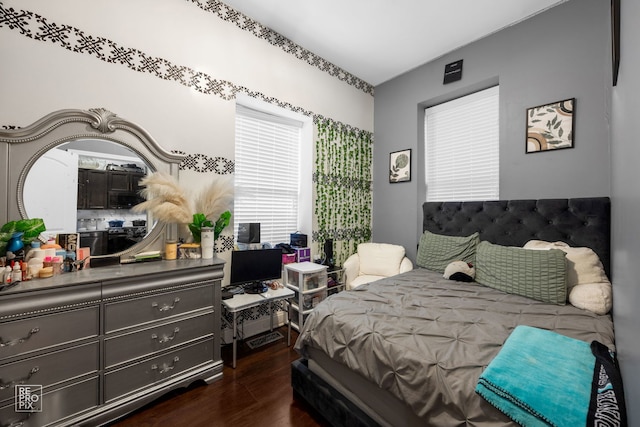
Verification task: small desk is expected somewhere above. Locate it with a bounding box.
[222,287,294,368]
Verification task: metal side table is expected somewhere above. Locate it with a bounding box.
[222,286,294,368]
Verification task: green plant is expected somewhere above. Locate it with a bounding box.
[0,218,46,254]
[188,210,231,243]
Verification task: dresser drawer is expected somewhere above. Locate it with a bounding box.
[0,341,99,404]
[0,376,99,427]
[0,307,100,360]
[104,339,213,402]
[104,311,214,368]
[104,285,213,333]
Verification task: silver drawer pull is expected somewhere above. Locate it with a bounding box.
[1,412,31,427]
[0,327,40,347]
[151,327,180,344]
[0,366,40,390]
[151,356,180,374]
[151,297,180,312]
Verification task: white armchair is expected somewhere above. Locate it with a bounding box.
[343,243,413,290]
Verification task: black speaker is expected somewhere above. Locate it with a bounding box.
[323,239,334,268]
[237,223,260,243]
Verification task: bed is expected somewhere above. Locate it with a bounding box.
[292,198,623,426]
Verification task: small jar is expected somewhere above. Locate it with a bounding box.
[164,240,177,260]
[39,267,54,278]
[51,256,63,275]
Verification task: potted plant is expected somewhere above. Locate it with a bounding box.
[188,211,231,243]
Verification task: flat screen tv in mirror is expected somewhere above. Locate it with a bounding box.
[230,248,282,294]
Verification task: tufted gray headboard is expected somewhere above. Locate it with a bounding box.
[423,197,611,277]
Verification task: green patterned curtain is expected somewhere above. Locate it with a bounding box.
[313,119,373,267]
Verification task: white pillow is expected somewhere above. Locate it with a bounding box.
[523,240,608,289]
[569,282,612,315]
[357,243,406,277]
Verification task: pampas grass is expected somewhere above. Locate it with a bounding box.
[194,175,234,224]
[132,172,233,226]
[132,172,192,223]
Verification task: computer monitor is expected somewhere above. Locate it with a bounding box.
[229,248,282,293]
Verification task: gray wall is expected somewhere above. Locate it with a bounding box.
[612,0,640,424]
[373,0,611,260]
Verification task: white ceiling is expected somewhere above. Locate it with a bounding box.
[222,0,566,86]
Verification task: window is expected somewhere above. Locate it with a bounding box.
[234,104,303,244]
[424,86,499,201]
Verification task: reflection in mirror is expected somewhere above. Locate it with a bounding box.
[23,139,153,256]
[2,107,184,261]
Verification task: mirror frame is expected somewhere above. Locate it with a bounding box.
[0,108,185,260]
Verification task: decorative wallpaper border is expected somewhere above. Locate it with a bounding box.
[171,150,235,174]
[0,2,372,139]
[187,0,374,96]
[216,235,235,253]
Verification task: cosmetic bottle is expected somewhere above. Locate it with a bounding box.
[21,261,29,281]
[3,266,11,284]
[11,262,22,283]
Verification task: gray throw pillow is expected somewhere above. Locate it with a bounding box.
[416,230,479,273]
[475,241,567,305]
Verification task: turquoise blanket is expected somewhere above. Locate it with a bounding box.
[475,325,595,427]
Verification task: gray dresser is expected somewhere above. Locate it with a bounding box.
[0,258,224,426]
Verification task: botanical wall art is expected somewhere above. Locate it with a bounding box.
[389,149,411,183]
[526,98,575,153]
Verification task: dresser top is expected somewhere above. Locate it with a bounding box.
[0,257,225,297]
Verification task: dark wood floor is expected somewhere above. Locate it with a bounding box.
[109,327,329,427]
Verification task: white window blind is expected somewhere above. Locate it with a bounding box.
[424,85,499,202]
[234,105,302,244]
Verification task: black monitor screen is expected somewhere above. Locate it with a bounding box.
[229,248,282,286]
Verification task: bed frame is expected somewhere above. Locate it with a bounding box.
[291,197,611,427]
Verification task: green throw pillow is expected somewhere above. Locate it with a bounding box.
[475,241,567,305]
[416,230,479,273]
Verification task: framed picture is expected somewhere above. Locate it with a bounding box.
[612,0,620,86]
[389,149,411,183]
[526,98,575,154]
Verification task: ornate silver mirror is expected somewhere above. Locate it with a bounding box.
[0,108,184,260]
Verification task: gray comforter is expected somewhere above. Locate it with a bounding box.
[294,268,615,425]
